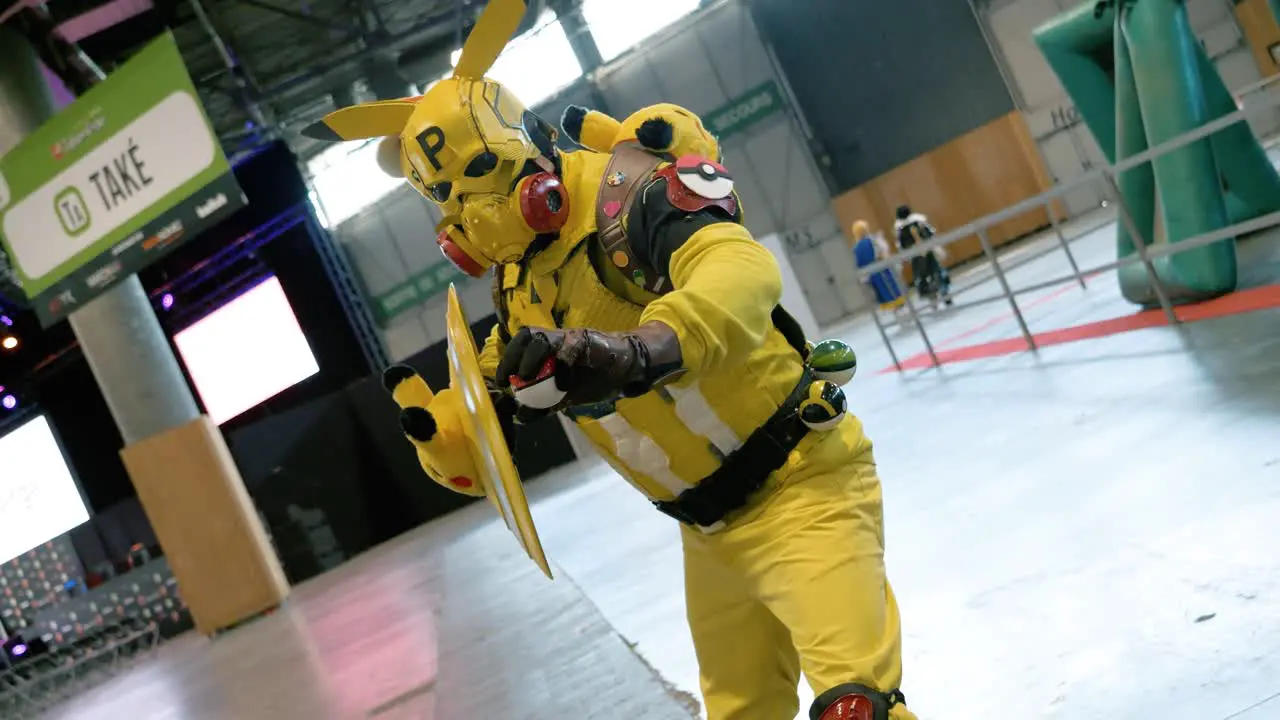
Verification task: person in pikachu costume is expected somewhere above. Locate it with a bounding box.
[304,2,916,718]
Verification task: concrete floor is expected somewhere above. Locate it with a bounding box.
[41,502,698,720]
[38,212,1280,720]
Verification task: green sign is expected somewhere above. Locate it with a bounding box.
[0,32,245,327]
[704,80,787,143]
[372,262,470,326]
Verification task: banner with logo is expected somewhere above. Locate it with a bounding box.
[0,32,245,327]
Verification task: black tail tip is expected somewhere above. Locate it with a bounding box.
[382,364,417,394]
[399,406,438,442]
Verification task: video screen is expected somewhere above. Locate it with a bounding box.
[0,415,91,565]
[173,275,320,424]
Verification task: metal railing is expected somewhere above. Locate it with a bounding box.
[0,620,160,717]
[856,75,1280,371]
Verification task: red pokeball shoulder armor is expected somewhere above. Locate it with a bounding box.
[657,155,738,216]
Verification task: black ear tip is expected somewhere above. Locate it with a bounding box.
[561,105,587,139]
[300,119,343,141]
[399,406,438,442]
[636,118,674,151]
[382,364,417,393]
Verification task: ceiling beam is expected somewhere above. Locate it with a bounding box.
[257,4,462,102]
[234,0,361,34]
[189,0,277,139]
[5,3,106,95]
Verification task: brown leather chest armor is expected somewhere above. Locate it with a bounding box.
[491,144,810,361]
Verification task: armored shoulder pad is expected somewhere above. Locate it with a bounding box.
[657,155,739,216]
[620,156,743,282]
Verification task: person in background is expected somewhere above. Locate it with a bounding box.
[894,205,953,307]
[849,220,905,313]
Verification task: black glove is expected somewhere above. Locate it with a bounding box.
[496,322,684,408]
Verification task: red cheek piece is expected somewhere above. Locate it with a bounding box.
[448,476,474,489]
[509,357,566,410]
[436,229,488,278]
[518,173,570,233]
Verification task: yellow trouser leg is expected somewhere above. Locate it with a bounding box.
[685,423,918,720]
[683,527,801,720]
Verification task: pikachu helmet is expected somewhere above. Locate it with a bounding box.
[302,0,563,277]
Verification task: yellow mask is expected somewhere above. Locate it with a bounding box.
[302,0,554,276]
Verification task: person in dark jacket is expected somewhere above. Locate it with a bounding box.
[894,205,952,307]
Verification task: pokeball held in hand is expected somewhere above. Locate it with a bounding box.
[509,357,566,409]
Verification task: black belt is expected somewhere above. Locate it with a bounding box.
[654,368,814,528]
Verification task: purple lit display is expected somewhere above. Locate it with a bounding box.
[2,395,16,410]
[0,315,12,326]
[161,293,175,310]
[41,62,76,110]
[10,643,27,657]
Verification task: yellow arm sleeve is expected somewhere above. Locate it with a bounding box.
[638,222,781,377]
[478,323,505,381]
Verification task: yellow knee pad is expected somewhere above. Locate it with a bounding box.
[811,684,909,720]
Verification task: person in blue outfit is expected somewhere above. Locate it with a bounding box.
[850,220,905,312]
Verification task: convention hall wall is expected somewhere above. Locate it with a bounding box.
[977,0,1280,218]
[335,0,867,360]
[752,0,1056,277]
[751,0,1018,194]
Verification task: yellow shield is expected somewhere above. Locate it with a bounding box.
[445,284,552,579]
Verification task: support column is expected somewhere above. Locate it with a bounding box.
[549,0,612,114]
[67,281,201,444]
[552,0,604,72]
[1,27,288,634]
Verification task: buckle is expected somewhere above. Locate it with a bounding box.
[653,499,701,526]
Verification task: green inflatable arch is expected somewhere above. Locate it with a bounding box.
[1034,0,1280,305]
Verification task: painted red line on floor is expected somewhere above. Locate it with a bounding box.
[934,274,1099,350]
[882,283,1280,372]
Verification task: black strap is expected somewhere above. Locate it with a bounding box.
[596,144,667,294]
[491,266,512,343]
[770,305,810,360]
[653,368,814,527]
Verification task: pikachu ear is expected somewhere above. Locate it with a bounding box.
[376,136,406,178]
[634,117,675,152]
[301,97,420,142]
[576,110,624,153]
[453,0,528,80]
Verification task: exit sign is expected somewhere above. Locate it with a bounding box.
[370,261,470,326]
[704,80,787,143]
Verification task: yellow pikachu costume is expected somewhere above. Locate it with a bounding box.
[303,2,916,718]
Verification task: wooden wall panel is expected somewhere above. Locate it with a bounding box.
[121,416,289,635]
[1236,0,1280,79]
[831,111,1057,269]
